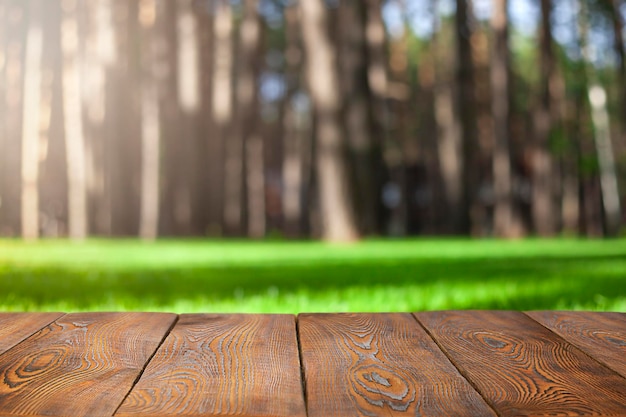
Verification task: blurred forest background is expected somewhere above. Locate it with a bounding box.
[0,0,625,242]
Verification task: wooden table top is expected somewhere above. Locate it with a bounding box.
[0,311,624,416]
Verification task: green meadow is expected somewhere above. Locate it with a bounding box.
[0,239,625,313]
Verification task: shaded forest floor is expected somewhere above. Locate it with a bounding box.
[0,239,625,313]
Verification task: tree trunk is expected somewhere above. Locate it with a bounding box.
[83,0,116,236]
[282,3,306,238]
[579,0,622,235]
[361,0,387,234]
[20,0,44,240]
[385,2,412,236]
[210,0,233,236]
[433,0,463,234]
[138,0,161,240]
[239,0,264,238]
[609,0,626,119]
[490,0,514,237]
[561,156,580,233]
[531,0,557,236]
[108,1,141,236]
[61,0,87,239]
[339,1,374,235]
[226,0,262,236]
[246,134,265,238]
[177,0,200,115]
[37,0,68,237]
[158,0,182,235]
[588,85,621,234]
[546,10,573,235]
[1,0,25,236]
[0,2,6,234]
[339,0,385,236]
[300,0,359,242]
[570,59,599,236]
[608,0,626,215]
[455,0,478,234]
[192,6,213,235]
[175,0,201,235]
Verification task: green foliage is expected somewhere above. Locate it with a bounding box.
[580,153,601,176]
[510,28,539,90]
[0,239,625,313]
[549,125,569,155]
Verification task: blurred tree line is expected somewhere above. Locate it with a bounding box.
[0,0,624,242]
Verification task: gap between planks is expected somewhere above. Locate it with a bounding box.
[523,311,626,382]
[294,315,309,415]
[112,314,181,416]
[410,312,503,417]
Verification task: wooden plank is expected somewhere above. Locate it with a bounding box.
[527,311,626,379]
[417,310,626,416]
[0,312,176,416]
[116,314,306,417]
[298,313,496,417]
[0,313,64,355]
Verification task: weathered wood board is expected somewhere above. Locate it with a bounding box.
[0,312,176,416]
[416,310,626,416]
[0,311,623,416]
[527,310,626,379]
[299,313,495,417]
[0,312,64,355]
[117,314,306,417]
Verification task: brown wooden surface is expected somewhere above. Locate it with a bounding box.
[0,311,624,416]
[0,313,64,355]
[527,311,626,379]
[0,312,176,416]
[116,314,306,417]
[416,310,626,416]
[298,313,496,417]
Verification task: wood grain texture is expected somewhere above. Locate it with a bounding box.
[0,312,176,416]
[527,311,626,379]
[298,313,496,417]
[0,313,64,355]
[116,314,306,417]
[417,310,626,416]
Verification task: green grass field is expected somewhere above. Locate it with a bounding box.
[0,238,625,313]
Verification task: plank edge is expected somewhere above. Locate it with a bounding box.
[0,312,66,357]
[294,314,309,416]
[411,312,501,417]
[523,310,626,383]
[112,313,180,416]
